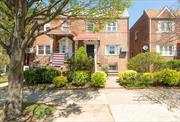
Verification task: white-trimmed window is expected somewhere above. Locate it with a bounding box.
[158,21,175,32]
[106,22,117,32]
[86,20,94,32]
[44,23,50,31]
[156,45,176,56]
[105,45,119,55]
[37,45,51,55]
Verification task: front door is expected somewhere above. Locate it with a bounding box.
[86,44,94,58]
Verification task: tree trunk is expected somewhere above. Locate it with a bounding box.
[3,49,24,121]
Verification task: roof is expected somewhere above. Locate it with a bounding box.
[73,32,100,41]
[144,6,180,18]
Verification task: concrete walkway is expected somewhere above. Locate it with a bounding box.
[106,76,123,89]
[0,78,180,121]
[0,82,8,88]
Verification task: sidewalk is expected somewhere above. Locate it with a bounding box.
[0,82,8,88]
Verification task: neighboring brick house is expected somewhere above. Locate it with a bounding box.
[130,7,180,60]
[25,9,129,72]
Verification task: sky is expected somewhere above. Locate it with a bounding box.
[128,0,180,28]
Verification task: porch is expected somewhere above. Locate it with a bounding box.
[26,31,100,71]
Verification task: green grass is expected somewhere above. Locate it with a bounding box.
[25,103,54,120]
[0,76,8,84]
[120,80,149,89]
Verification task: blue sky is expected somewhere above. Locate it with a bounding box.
[128,0,180,28]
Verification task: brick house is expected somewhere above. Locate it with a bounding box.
[130,7,180,60]
[25,9,129,72]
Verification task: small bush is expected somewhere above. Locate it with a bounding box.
[24,67,59,84]
[91,71,107,87]
[139,73,154,84]
[72,71,89,86]
[156,69,180,86]
[166,60,180,71]
[119,70,137,81]
[25,103,54,120]
[53,76,68,87]
[128,52,165,73]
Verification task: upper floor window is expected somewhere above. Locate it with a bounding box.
[61,22,70,32]
[158,21,175,32]
[105,45,119,55]
[156,44,176,56]
[106,22,117,32]
[37,45,51,55]
[44,23,50,31]
[86,20,94,32]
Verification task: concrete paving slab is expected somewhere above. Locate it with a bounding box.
[50,104,114,122]
[110,104,180,122]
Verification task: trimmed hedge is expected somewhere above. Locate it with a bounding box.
[119,69,180,88]
[119,70,137,81]
[72,71,89,86]
[24,67,59,84]
[91,71,107,87]
[53,76,68,87]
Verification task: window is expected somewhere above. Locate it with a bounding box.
[37,45,51,55]
[44,23,50,31]
[158,21,175,32]
[106,22,117,32]
[61,22,70,32]
[109,64,118,71]
[86,20,94,32]
[105,45,119,55]
[156,45,176,56]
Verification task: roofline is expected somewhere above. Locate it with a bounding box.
[130,11,147,30]
[157,6,175,18]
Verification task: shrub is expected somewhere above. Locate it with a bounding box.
[91,71,107,87]
[24,67,59,84]
[72,71,89,86]
[74,47,88,70]
[156,69,180,86]
[53,76,68,87]
[166,60,180,71]
[119,70,137,81]
[128,52,165,73]
[69,47,94,72]
[139,72,154,84]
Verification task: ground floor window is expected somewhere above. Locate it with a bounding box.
[108,64,118,71]
[105,45,119,55]
[37,45,51,55]
[156,45,176,56]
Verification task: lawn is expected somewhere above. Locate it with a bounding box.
[0,76,8,84]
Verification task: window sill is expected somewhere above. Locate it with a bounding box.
[105,54,119,56]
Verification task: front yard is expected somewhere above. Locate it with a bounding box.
[0,85,180,122]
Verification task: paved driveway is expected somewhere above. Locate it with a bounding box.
[0,78,180,122]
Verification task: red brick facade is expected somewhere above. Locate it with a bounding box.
[130,7,180,60]
[27,11,129,72]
